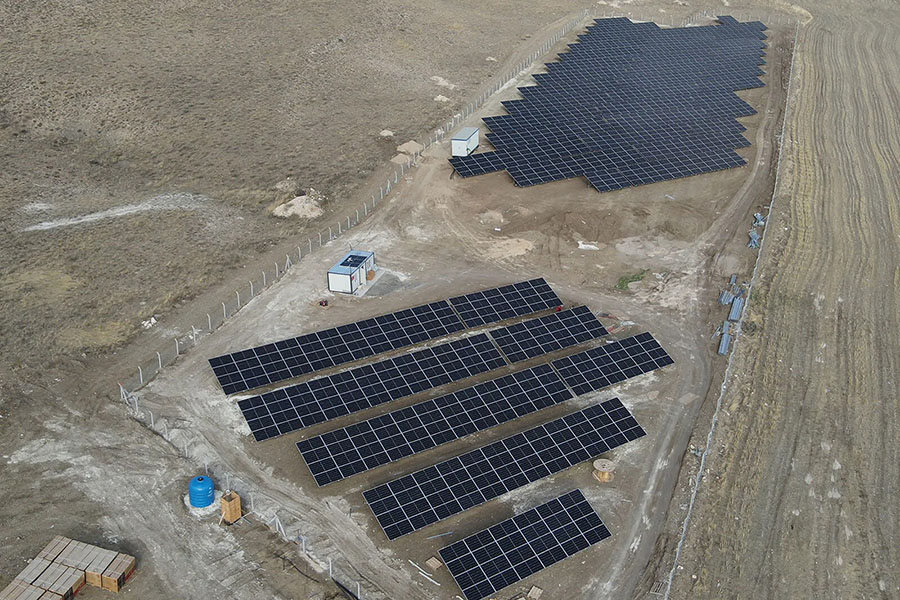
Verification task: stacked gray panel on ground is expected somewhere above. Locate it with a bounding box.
[297,364,573,485]
[440,490,610,600]
[363,399,645,540]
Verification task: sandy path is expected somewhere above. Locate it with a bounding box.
[667,8,900,598]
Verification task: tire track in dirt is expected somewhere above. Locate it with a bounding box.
[668,9,900,598]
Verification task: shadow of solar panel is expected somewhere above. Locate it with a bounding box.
[440,490,610,600]
[488,305,608,363]
[449,16,768,191]
[551,331,674,395]
[238,333,506,441]
[363,399,645,540]
[449,278,561,327]
[208,300,466,394]
[297,364,573,485]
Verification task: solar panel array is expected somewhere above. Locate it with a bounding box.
[440,490,610,600]
[364,399,645,539]
[238,334,505,441]
[297,364,572,485]
[210,278,561,395]
[209,301,465,395]
[489,305,608,362]
[450,16,768,191]
[552,332,674,395]
[450,278,561,327]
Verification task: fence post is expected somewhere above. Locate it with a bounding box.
[338,221,342,235]
[138,366,143,385]
[157,352,162,369]
[274,262,278,277]
[175,337,179,357]
[207,313,212,331]
[250,281,254,297]
[298,246,302,261]
[356,208,360,223]
[222,302,226,320]
[236,290,240,306]
[262,271,266,287]
[347,216,351,229]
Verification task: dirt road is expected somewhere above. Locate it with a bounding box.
[658,3,900,598]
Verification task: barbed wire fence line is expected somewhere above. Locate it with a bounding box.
[115,9,798,598]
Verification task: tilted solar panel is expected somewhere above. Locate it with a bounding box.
[297,364,573,485]
[440,490,610,600]
[449,17,768,191]
[363,399,645,540]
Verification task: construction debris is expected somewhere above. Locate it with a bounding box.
[718,321,733,355]
[753,212,767,226]
[719,289,735,305]
[527,585,544,599]
[728,297,745,322]
[1,537,136,599]
[748,230,761,248]
[425,557,443,570]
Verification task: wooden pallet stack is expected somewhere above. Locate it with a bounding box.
[0,537,136,600]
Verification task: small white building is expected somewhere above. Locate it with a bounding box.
[451,127,480,157]
[327,250,376,294]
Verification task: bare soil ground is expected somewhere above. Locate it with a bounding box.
[5,1,896,599]
[24,21,784,598]
[647,3,900,599]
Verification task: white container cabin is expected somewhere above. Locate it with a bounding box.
[327,250,376,294]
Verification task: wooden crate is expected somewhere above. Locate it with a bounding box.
[14,558,51,585]
[84,548,118,587]
[221,491,242,524]
[35,538,72,563]
[101,553,136,592]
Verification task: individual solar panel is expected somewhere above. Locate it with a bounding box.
[209,300,466,395]
[363,399,645,539]
[238,334,506,441]
[449,17,768,192]
[488,305,608,362]
[440,490,610,600]
[551,332,674,395]
[297,364,573,485]
[450,278,561,327]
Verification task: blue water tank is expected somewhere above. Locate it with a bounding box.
[189,476,215,508]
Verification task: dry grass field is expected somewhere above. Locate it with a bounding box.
[1,0,898,599]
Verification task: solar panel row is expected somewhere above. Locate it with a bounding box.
[297,330,672,486]
[297,364,572,485]
[552,331,673,395]
[239,334,506,441]
[489,305,607,362]
[449,278,561,327]
[364,398,645,540]
[209,300,464,395]
[210,278,561,395]
[449,17,768,191]
[440,490,610,600]
[239,306,613,442]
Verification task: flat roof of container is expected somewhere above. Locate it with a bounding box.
[452,126,479,141]
[329,250,374,275]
